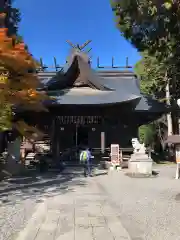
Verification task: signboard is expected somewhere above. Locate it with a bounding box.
[57,116,101,125]
[110,144,120,166]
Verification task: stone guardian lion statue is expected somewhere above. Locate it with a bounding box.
[131,138,146,154]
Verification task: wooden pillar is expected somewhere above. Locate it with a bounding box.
[51,117,59,161]
[56,132,60,159]
[50,117,55,154]
[88,125,99,148]
[101,118,106,153]
[101,131,105,153]
[55,118,62,161]
[58,126,65,154]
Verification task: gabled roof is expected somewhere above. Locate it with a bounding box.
[96,70,167,113]
[40,49,112,91]
[46,87,140,105]
[135,95,167,112]
[37,49,167,116]
[38,49,141,106]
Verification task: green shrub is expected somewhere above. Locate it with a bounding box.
[139,124,156,146]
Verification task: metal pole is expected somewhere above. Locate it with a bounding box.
[175,119,180,179]
[175,102,180,179]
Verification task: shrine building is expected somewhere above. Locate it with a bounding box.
[19,42,167,159]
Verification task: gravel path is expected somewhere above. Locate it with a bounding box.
[0,175,62,240]
[0,195,38,240]
[0,177,50,240]
[1,165,179,240]
[96,165,180,240]
[0,170,83,240]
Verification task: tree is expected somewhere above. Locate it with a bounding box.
[0,26,47,128]
[0,0,21,36]
[111,0,179,135]
[0,13,48,174]
[134,51,166,98]
[134,52,169,151]
[139,124,156,147]
[111,0,180,94]
[0,99,11,131]
[0,1,28,131]
[111,0,178,59]
[0,10,46,104]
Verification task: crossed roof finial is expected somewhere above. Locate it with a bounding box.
[66,40,92,52]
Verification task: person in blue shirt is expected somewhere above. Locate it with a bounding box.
[80,147,92,177]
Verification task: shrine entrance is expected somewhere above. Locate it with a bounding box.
[73,125,89,147]
[51,115,105,160]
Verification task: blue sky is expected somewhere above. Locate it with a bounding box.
[14,0,141,69]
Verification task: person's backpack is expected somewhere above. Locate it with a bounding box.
[80,150,88,162]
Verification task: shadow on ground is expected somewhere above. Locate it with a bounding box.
[0,167,87,206]
[93,172,108,177]
[125,170,159,178]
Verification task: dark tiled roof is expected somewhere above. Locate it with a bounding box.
[37,51,140,106]
[37,50,167,115]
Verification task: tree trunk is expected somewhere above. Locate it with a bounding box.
[165,72,173,135]
[5,137,22,175]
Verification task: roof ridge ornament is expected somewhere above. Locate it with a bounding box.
[97,56,132,69]
[66,40,92,51]
[66,40,92,65]
[36,39,133,72]
[37,57,64,72]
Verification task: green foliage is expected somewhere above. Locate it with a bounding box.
[111,0,177,150]
[134,52,166,98]
[111,0,180,98]
[111,0,176,59]
[2,0,21,36]
[0,103,12,131]
[139,124,156,146]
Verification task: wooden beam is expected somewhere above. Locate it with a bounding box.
[38,57,48,72]
[66,40,76,48]
[97,56,133,69]
[79,40,92,50]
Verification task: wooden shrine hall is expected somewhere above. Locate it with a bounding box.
[23,41,168,158]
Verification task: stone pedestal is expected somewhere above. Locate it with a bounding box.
[128,153,153,176]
